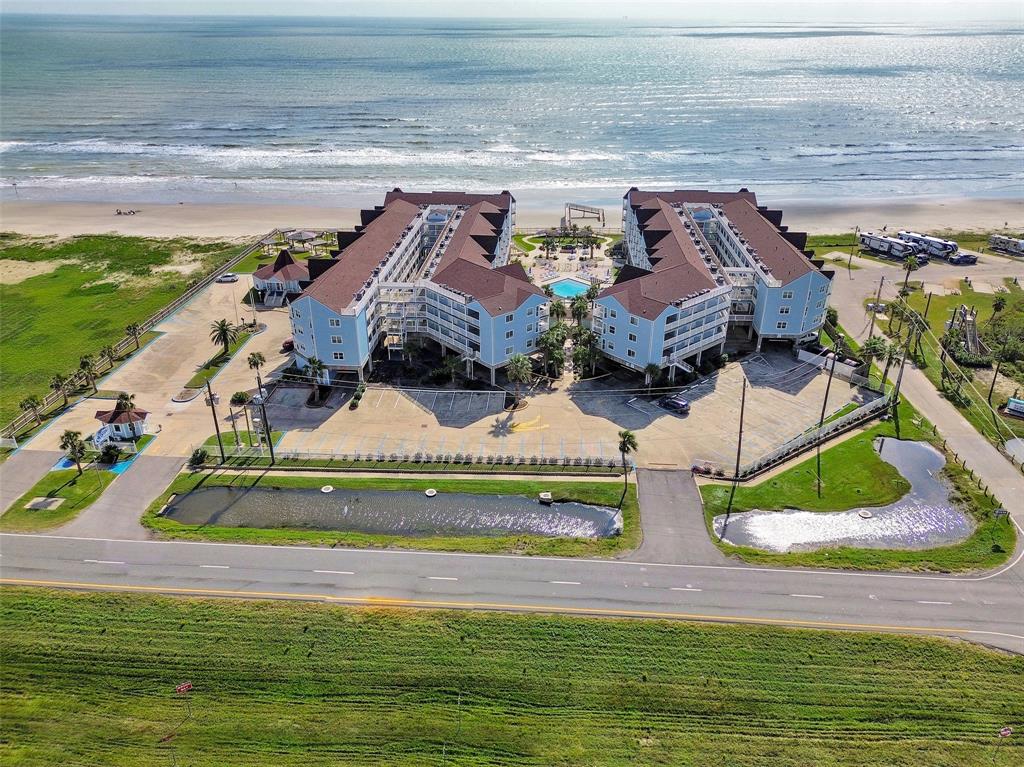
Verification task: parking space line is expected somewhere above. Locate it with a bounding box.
[376,390,386,407]
[199,564,229,569]
[314,570,354,575]
[428,576,458,581]
[789,594,824,599]
[83,559,124,565]
[550,580,581,585]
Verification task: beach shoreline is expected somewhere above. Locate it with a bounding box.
[1,196,1021,239]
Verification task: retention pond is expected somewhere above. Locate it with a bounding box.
[712,439,974,553]
[163,486,621,538]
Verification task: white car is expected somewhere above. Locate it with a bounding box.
[216,273,239,283]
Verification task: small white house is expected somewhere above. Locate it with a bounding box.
[94,407,149,441]
[253,249,310,307]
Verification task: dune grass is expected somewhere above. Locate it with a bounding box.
[0,234,242,422]
[2,588,1022,766]
[144,471,638,557]
[0,467,116,531]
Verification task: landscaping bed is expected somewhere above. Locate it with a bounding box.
[0,466,116,531]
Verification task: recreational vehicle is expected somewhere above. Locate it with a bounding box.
[858,232,925,261]
[990,234,1024,258]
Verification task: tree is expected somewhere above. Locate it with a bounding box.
[582,225,596,258]
[644,363,661,394]
[20,394,42,426]
[861,335,887,380]
[537,330,563,377]
[988,332,1023,403]
[617,429,638,508]
[79,355,99,393]
[59,430,86,476]
[549,300,567,324]
[570,295,589,326]
[305,357,326,404]
[988,295,1007,327]
[247,351,266,372]
[115,391,135,412]
[505,353,533,406]
[209,319,239,357]
[99,344,117,370]
[125,323,143,350]
[585,282,601,310]
[880,340,902,390]
[901,254,920,292]
[50,373,70,408]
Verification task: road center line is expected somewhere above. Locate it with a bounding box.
[550,580,581,585]
[83,559,124,565]
[313,570,355,575]
[671,587,703,592]
[199,564,229,569]
[427,576,458,581]
[789,593,825,599]
[917,600,952,605]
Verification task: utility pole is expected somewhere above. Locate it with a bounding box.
[254,370,275,465]
[205,379,225,464]
[923,291,933,321]
[988,334,1009,404]
[867,276,885,340]
[816,336,842,498]
[724,377,747,519]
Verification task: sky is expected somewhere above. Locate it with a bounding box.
[1,0,1021,23]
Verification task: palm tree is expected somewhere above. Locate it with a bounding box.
[901,254,920,292]
[209,319,238,357]
[880,340,902,390]
[79,355,99,393]
[582,225,596,258]
[505,353,533,406]
[988,295,1007,327]
[115,391,135,412]
[861,335,887,383]
[305,357,326,404]
[585,282,601,310]
[50,373,70,408]
[125,322,143,350]
[99,344,117,370]
[644,363,661,394]
[549,300,567,324]
[247,351,266,372]
[537,331,562,377]
[20,394,42,426]
[59,430,86,476]
[617,429,638,508]
[570,295,589,326]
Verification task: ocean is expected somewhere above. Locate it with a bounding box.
[1,14,1021,208]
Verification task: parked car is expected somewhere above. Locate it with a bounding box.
[281,338,294,352]
[216,272,239,283]
[658,394,690,414]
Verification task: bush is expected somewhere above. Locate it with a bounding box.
[230,391,250,406]
[99,443,122,464]
[825,307,839,327]
[189,448,210,467]
[715,353,729,369]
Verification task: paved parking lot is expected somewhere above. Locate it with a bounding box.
[270,350,874,469]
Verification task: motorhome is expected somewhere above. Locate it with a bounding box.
[897,231,968,262]
[990,234,1024,258]
[858,232,925,261]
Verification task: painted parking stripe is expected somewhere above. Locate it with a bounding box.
[199,564,229,569]
[789,593,824,599]
[917,600,952,605]
[550,580,581,585]
[427,576,458,581]
[83,559,124,565]
[314,570,354,575]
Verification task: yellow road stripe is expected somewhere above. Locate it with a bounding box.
[0,576,977,637]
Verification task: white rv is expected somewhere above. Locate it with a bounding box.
[897,231,960,258]
[858,232,924,260]
[990,234,1024,258]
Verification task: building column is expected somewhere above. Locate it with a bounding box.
[696,349,703,366]
[718,341,725,356]
[746,324,754,340]
[466,357,474,378]
[669,364,676,383]
[489,366,496,386]
[357,366,365,382]
[755,335,763,352]
[367,357,374,373]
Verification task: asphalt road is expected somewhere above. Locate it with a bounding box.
[2,528,1022,652]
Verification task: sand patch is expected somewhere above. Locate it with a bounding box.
[970,280,995,294]
[25,497,65,511]
[922,283,948,296]
[0,258,73,285]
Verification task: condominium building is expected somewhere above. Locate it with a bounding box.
[288,189,548,384]
[595,188,834,377]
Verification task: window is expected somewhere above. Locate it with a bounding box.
[332,352,344,361]
[609,309,617,319]
[608,325,616,335]
[526,339,534,349]
[666,313,678,324]
[607,341,615,351]
[505,329,514,339]
[331,335,343,344]
[329,318,340,327]
[776,321,788,330]
[505,313,514,323]
[629,316,639,326]
[628,332,637,342]
[816,300,824,308]
[526,308,534,316]
[779,307,790,315]
[627,349,637,358]
[527,324,534,333]
[782,291,794,300]
[293,309,302,319]
[819,285,828,293]
[505,346,514,355]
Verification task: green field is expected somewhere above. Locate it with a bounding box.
[145,472,639,557]
[0,234,243,423]
[0,467,115,531]
[2,588,1021,766]
[700,403,1016,570]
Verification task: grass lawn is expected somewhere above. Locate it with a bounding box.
[512,233,538,252]
[2,588,1022,766]
[700,402,1016,571]
[0,467,116,531]
[144,472,639,557]
[234,242,298,273]
[203,430,284,449]
[0,234,243,423]
[184,331,253,389]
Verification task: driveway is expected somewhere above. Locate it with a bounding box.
[0,449,63,513]
[629,469,727,565]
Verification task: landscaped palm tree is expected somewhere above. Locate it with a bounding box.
[861,335,887,382]
[549,300,567,324]
[570,295,589,326]
[901,254,920,292]
[115,391,135,412]
[305,357,326,404]
[49,373,70,408]
[617,429,638,508]
[505,353,533,407]
[585,282,601,309]
[880,340,902,390]
[20,394,42,426]
[247,351,266,372]
[125,322,143,350]
[582,225,596,258]
[644,363,661,394]
[209,318,239,357]
[988,295,1007,327]
[99,344,117,370]
[59,430,86,476]
[79,355,99,393]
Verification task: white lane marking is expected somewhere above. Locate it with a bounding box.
[313,570,354,575]
[427,576,458,581]
[917,600,952,605]
[789,593,825,599]
[199,564,229,569]
[550,580,581,585]
[671,587,703,592]
[83,559,124,565]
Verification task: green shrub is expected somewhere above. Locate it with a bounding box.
[189,448,210,467]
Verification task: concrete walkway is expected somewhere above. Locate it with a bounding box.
[57,455,185,540]
[628,469,727,565]
[0,450,63,514]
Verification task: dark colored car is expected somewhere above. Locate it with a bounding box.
[659,395,690,414]
[281,338,294,352]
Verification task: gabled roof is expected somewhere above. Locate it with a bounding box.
[95,407,148,425]
[433,259,545,315]
[254,249,309,282]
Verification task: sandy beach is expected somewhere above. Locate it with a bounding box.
[1,197,1020,239]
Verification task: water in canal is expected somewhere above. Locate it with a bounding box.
[712,439,974,553]
[162,486,621,538]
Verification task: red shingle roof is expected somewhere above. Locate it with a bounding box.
[254,249,309,282]
[94,408,148,425]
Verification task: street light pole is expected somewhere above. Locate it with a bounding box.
[205,379,225,464]
[254,369,275,465]
[816,336,842,498]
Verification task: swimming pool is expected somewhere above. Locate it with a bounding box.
[548,278,590,299]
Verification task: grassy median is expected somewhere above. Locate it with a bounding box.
[1,588,1021,766]
[0,467,116,532]
[143,471,639,557]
